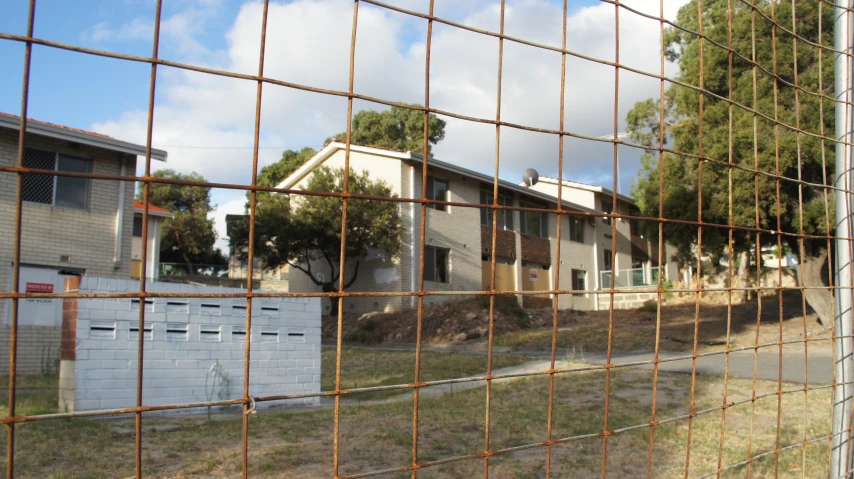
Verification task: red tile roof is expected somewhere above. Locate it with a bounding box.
[0,112,115,140]
[133,200,172,216]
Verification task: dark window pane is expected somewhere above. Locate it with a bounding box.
[502,195,513,230]
[572,269,586,295]
[435,248,448,283]
[433,179,447,211]
[427,176,447,211]
[55,155,90,210]
[424,247,436,282]
[570,217,584,243]
[22,148,55,204]
[133,215,144,237]
[601,201,613,225]
[481,191,493,226]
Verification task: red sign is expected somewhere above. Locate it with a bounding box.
[25,282,53,293]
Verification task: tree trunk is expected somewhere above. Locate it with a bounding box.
[801,252,833,327]
[738,251,749,302]
[322,283,339,316]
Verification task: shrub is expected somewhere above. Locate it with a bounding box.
[638,300,657,314]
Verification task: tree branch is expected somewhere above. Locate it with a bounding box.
[287,260,323,286]
[343,259,361,289]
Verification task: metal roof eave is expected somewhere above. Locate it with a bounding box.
[0,115,168,162]
[408,152,598,214]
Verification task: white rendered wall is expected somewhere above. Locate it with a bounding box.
[59,277,321,412]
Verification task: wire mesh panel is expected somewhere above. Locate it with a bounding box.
[20,148,54,205]
[1,0,854,478]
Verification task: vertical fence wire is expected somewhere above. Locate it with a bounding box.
[133,1,163,476]
[3,0,854,477]
[6,1,36,477]
[545,1,569,476]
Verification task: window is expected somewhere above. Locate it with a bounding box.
[480,190,514,230]
[569,216,584,243]
[426,175,448,211]
[424,246,449,283]
[604,249,613,271]
[520,202,548,238]
[571,269,586,295]
[601,200,613,225]
[132,214,144,237]
[22,148,90,210]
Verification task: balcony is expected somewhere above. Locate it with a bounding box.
[600,267,660,289]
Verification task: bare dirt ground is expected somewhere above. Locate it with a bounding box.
[325,291,830,354]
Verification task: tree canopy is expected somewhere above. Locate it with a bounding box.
[248,147,317,207]
[139,169,226,270]
[230,166,403,314]
[327,104,447,156]
[628,0,835,264]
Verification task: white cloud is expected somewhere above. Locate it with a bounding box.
[82,17,153,42]
[91,0,690,253]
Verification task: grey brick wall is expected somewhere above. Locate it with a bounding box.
[0,127,138,374]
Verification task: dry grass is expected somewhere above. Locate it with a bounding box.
[321,348,529,400]
[494,290,831,354]
[0,349,832,478]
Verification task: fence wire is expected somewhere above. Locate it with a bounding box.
[2,0,854,478]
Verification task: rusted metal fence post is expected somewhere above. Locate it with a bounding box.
[833,1,854,476]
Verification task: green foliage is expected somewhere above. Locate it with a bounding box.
[249,147,317,207]
[628,0,835,261]
[138,170,226,268]
[327,105,446,156]
[231,167,403,314]
[638,300,658,314]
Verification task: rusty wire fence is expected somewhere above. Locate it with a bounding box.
[2,0,854,477]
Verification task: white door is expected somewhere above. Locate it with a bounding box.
[10,266,78,327]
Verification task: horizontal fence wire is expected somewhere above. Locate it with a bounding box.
[2,0,853,477]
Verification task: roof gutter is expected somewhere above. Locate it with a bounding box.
[0,115,168,162]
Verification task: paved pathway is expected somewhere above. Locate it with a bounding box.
[581,348,833,385]
[335,342,835,385]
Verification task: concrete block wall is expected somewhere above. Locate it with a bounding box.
[597,292,658,310]
[59,277,321,412]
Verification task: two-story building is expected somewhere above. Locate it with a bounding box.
[275,142,675,314]
[528,177,678,309]
[0,113,167,374]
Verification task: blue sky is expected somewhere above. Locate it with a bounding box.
[1,0,685,252]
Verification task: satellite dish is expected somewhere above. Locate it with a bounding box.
[522,169,539,187]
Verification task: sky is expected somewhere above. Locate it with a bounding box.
[0,0,689,254]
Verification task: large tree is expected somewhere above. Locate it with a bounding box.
[231,166,403,315]
[327,104,447,156]
[627,0,835,319]
[139,170,226,272]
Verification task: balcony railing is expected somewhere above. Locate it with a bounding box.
[600,267,659,289]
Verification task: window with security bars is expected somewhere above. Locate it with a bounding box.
[22,148,91,210]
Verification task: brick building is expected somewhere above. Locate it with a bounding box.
[274,142,678,314]
[0,113,167,374]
